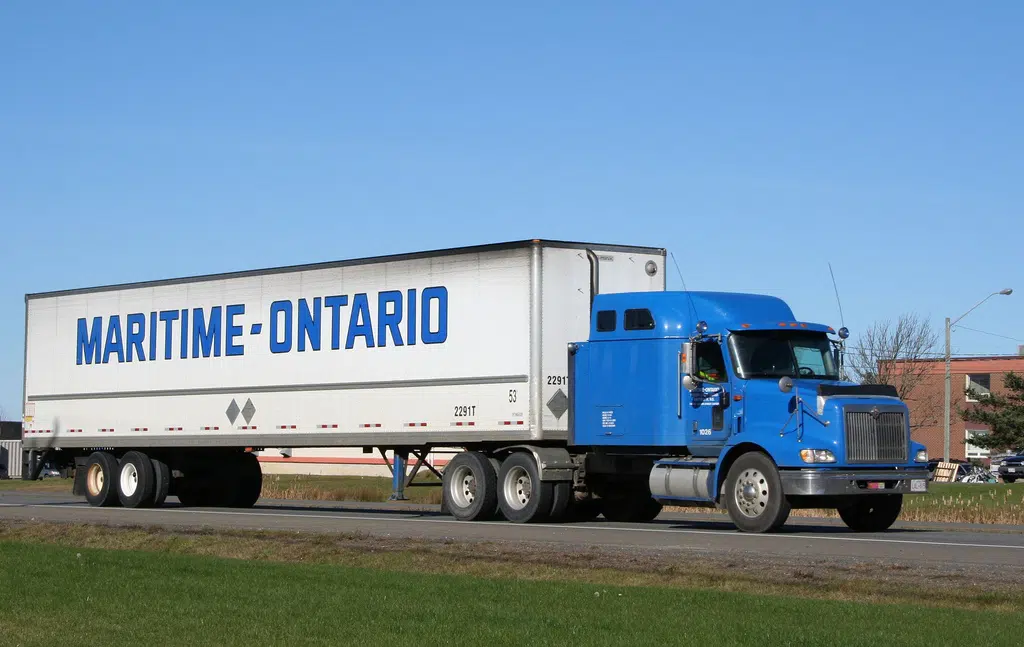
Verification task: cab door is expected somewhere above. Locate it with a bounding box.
[684,340,733,451]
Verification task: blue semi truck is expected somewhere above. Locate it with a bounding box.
[562,289,930,532]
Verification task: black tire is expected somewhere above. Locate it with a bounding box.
[568,495,603,522]
[633,497,663,522]
[174,477,204,506]
[601,492,635,522]
[442,451,498,521]
[723,452,791,533]
[497,452,554,523]
[548,481,572,522]
[601,493,662,522]
[231,452,263,508]
[83,452,120,507]
[116,451,156,508]
[837,495,903,532]
[1004,477,1017,484]
[151,458,171,507]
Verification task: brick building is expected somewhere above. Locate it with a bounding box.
[889,355,1024,463]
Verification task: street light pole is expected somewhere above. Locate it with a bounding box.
[942,288,1013,462]
[944,317,951,462]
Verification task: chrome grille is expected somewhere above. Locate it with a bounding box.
[844,409,908,463]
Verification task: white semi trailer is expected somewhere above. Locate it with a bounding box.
[22,240,665,520]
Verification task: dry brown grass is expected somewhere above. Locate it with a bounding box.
[259,473,443,504]
[672,483,1024,525]
[1,519,1021,613]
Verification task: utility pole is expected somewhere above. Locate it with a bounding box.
[943,289,1013,462]
[943,317,951,462]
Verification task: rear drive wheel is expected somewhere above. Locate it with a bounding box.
[547,481,572,522]
[837,495,902,532]
[84,452,120,507]
[568,494,603,522]
[498,452,553,523]
[633,497,663,522]
[724,452,791,533]
[442,452,498,521]
[601,480,662,522]
[117,451,156,508]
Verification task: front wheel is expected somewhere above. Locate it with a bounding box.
[723,452,790,533]
[837,495,902,532]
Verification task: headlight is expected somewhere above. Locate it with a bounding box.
[915,449,928,463]
[800,449,836,463]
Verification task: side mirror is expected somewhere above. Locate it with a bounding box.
[682,342,698,378]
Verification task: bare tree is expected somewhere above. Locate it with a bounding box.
[849,312,941,430]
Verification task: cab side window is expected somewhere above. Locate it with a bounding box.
[695,342,727,383]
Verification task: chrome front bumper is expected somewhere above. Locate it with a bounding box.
[780,469,930,496]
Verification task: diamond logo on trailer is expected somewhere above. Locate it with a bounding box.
[226,399,240,425]
[547,388,569,420]
[241,398,256,424]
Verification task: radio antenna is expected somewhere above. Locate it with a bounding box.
[828,262,845,330]
[670,251,700,327]
[828,262,848,379]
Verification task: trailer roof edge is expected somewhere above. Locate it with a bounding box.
[24,239,666,300]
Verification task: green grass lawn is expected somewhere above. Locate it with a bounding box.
[0,541,1018,647]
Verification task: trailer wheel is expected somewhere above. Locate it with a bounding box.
[151,458,171,507]
[837,495,902,532]
[83,452,120,507]
[117,451,156,508]
[497,452,553,523]
[442,451,498,521]
[232,452,263,508]
[724,452,791,533]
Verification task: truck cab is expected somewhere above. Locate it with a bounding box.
[568,290,930,532]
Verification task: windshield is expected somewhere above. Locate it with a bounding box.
[729,330,839,380]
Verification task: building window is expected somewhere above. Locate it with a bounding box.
[965,373,991,402]
[596,310,616,332]
[624,308,655,331]
[965,429,990,459]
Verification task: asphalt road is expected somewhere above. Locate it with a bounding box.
[2,490,1023,568]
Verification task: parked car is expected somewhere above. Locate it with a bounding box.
[995,452,1024,483]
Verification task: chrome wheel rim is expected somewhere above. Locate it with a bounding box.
[448,465,476,509]
[119,462,138,497]
[503,465,532,511]
[734,468,769,518]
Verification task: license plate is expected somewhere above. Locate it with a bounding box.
[911,479,926,492]
[1009,468,1017,473]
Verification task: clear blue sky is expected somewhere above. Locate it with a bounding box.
[2,1,1022,418]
